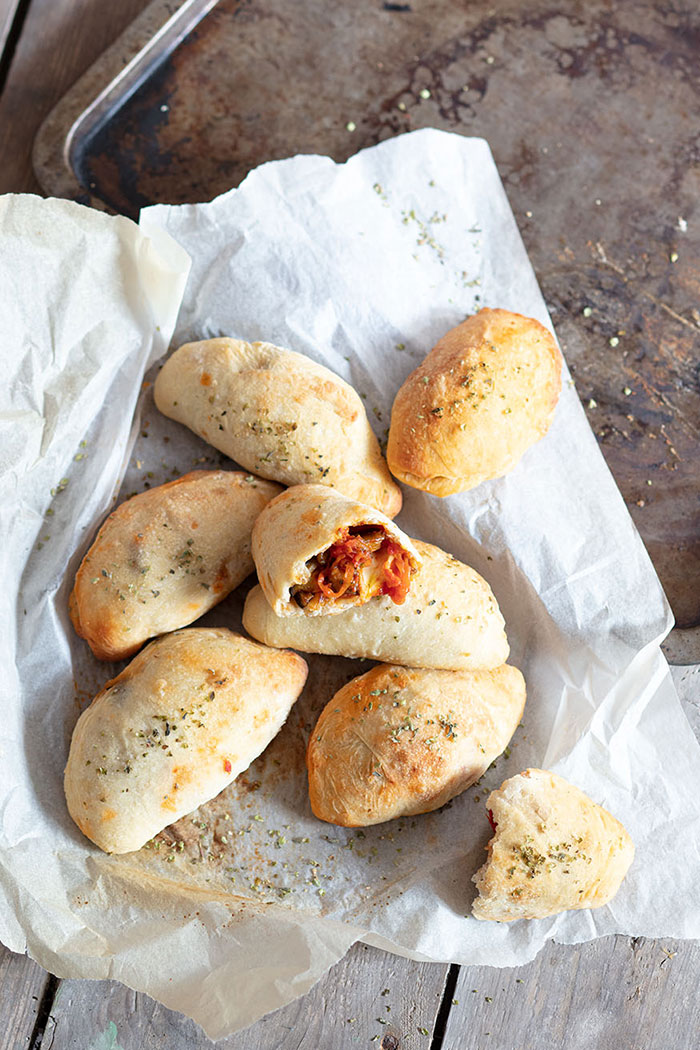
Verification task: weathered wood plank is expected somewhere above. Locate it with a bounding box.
[0,0,23,70]
[0,0,148,194]
[0,944,53,1050]
[41,944,450,1047]
[443,935,700,1050]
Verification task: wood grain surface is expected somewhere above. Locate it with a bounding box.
[0,0,23,72]
[0,948,51,1050]
[3,935,698,1049]
[442,937,700,1050]
[30,944,450,1049]
[0,0,147,195]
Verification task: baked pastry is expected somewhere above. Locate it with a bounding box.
[472,768,635,921]
[154,337,402,517]
[387,308,562,495]
[307,663,525,826]
[244,539,509,670]
[252,484,420,616]
[64,628,308,854]
[69,470,281,661]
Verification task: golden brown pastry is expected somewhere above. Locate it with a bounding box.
[252,484,420,616]
[64,628,308,854]
[243,539,509,670]
[307,663,526,826]
[69,470,280,661]
[387,308,562,495]
[472,768,635,921]
[153,337,402,516]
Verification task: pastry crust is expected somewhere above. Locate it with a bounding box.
[153,337,402,517]
[252,484,420,616]
[387,308,562,495]
[70,470,281,661]
[64,628,308,854]
[472,768,635,921]
[307,663,526,827]
[243,539,509,670]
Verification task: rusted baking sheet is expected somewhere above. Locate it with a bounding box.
[34,0,700,645]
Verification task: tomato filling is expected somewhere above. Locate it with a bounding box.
[487,809,498,833]
[292,526,414,610]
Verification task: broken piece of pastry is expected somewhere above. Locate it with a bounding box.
[64,628,308,854]
[472,768,634,921]
[154,337,402,516]
[252,484,420,616]
[387,308,562,495]
[307,663,526,826]
[244,539,509,670]
[69,470,281,661]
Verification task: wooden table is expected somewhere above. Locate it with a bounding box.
[1,2,699,1047]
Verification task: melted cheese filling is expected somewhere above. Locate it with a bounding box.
[291,526,413,610]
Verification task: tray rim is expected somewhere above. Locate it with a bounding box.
[32,0,220,211]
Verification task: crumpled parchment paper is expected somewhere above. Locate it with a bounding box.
[2,133,699,1040]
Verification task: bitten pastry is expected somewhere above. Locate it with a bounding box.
[69,470,281,661]
[307,663,526,826]
[154,337,402,517]
[472,769,635,921]
[387,308,562,495]
[252,484,420,616]
[244,539,509,670]
[64,628,308,853]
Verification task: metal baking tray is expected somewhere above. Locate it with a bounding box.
[32,0,700,660]
[34,0,219,208]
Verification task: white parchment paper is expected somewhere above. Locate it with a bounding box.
[2,133,700,1040]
